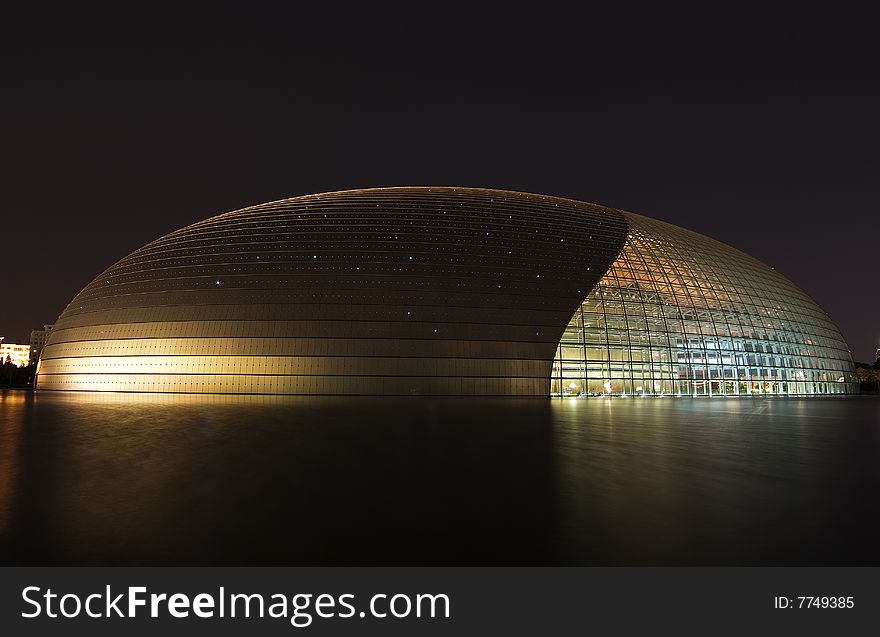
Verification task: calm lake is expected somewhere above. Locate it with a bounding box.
[1,390,878,565]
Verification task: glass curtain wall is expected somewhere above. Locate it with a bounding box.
[552,213,857,396]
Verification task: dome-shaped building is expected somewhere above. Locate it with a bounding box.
[36,187,857,396]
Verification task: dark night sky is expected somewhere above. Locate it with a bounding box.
[2,4,878,360]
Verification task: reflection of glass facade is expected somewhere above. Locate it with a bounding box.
[552,212,856,396]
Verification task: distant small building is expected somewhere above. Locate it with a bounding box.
[876,348,880,364]
[29,324,54,364]
[0,337,31,367]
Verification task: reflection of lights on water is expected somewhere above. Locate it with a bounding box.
[0,391,25,535]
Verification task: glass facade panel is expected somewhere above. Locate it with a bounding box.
[552,212,857,396]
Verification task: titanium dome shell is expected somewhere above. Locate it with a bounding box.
[36,187,856,396]
[37,187,627,395]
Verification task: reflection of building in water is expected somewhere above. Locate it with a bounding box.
[0,337,31,367]
[29,324,54,364]
[0,391,25,534]
[33,187,858,397]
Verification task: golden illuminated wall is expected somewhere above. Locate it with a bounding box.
[37,187,627,395]
[551,212,857,396]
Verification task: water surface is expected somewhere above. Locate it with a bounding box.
[1,390,878,565]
